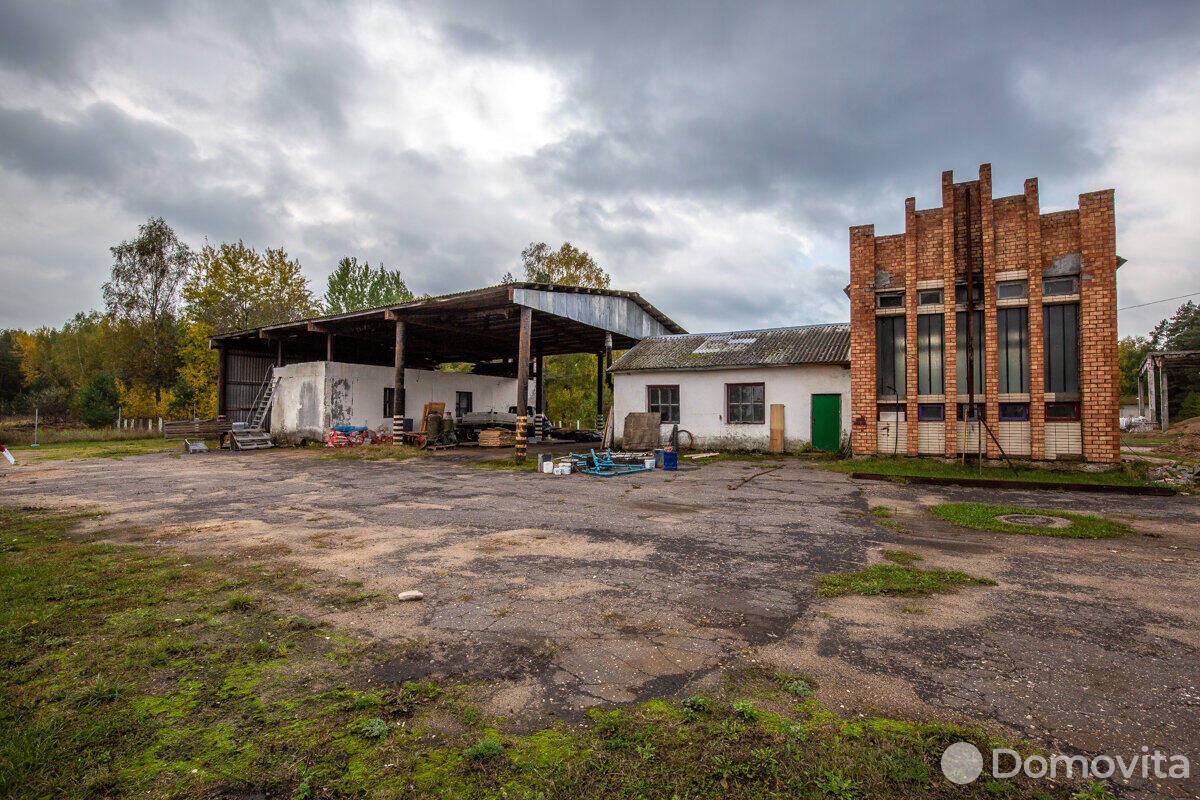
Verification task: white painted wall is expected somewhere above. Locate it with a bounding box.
[270,361,530,440]
[612,365,852,450]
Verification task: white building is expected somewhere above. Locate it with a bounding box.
[610,324,851,451]
[270,361,531,442]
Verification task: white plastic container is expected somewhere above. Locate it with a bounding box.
[644,458,655,469]
[542,461,554,473]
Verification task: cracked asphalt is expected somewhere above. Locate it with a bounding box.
[2,446,1198,797]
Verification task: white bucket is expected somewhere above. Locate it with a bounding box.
[644,458,655,469]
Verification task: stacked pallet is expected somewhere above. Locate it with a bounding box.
[478,428,517,447]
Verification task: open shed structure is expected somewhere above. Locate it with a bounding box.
[208,283,685,455]
[1139,350,1200,431]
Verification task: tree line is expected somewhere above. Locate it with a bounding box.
[0,217,610,427]
[1119,301,1200,421]
[0,218,412,425]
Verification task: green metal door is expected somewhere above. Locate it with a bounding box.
[811,394,841,452]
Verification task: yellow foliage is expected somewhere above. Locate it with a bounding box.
[115,379,174,418]
[175,320,218,418]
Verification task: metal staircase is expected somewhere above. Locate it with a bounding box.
[231,366,279,450]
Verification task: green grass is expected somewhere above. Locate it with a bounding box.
[929,503,1129,539]
[469,456,538,470]
[870,505,908,533]
[0,507,1093,799]
[308,442,428,461]
[9,438,186,461]
[817,564,996,598]
[688,449,838,463]
[821,456,1158,487]
[883,549,922,566]
[0,423,163,447]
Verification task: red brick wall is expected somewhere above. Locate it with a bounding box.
[848,164,1120,463]
[992,195,1027,273]
[849,225,877,455]
[1078,190,1120,463]
[1024,179,1046,460]
[941,170,960,457]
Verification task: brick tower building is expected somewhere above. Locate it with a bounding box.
[847,164,1120,463]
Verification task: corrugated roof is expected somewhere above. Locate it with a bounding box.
[209,281,686,341]
[610,323,850,372]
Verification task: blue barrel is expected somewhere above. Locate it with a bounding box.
[663,450,678,471]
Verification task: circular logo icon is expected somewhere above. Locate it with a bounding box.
[941,741,984,784]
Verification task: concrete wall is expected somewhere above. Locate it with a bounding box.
[270,361,528,440]
[612,365,851,450]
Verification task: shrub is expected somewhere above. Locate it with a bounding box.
[76,373,120,427]
[357,717,391,738]
[464,738,505,760]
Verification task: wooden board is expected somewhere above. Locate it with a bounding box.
[769,403,785,453]
[622,412,662,451]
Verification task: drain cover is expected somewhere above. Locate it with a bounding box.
[995,513,1071,529]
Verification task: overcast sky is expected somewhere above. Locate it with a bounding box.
[1,1,1198,337]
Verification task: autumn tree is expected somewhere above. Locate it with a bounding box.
[513,242,611,288]
[1118,335,1151,400]
[322,257,414,313]
[504,242,613,425]
[182,241,317,334]
[104,218,192,400]
[176,241,316,418]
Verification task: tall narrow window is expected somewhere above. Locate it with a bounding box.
[647,385,680,424]
[383,387,394,417]
[955,310,985,396]
[916,314,944,395]
[875,316,906,398]
[1044,303,1080,393]
[997,307,1029,393]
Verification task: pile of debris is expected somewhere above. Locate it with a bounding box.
[1148,462,1197,486]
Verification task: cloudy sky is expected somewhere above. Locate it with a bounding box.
[1,1,1198,336]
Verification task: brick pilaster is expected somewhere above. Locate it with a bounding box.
[849,225,878,456]
[904,197,919,455]
[1078,190,1120,463]
[979,164,1001,458]
[941,171,959,457]
[1024,178,1046,459]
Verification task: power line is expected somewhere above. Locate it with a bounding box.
[1119,291,1200,312]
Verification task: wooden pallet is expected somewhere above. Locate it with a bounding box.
[478,428,516,447]
[230,430,274,450]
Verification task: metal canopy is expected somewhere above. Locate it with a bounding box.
[208,282,686,368]
[1137,350,1200,431]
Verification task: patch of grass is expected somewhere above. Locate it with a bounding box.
[871,505,893,518]
[929,503,1129,539]
[821,456,1158,487]
[221,592,257,611]
[463,737,505,760]
[883,549,922,565]
[311,443,427,461]
[0,423,163,446]
[469,456,537,470]
[356,717,391,738]
[817,564,996,598]
[11,438,183,461]
[899,604,931,615]
[0,507,1090,800]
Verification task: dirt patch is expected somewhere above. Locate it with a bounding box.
[4,448,1200,796]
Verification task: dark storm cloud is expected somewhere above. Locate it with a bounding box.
[0,0,1198,332]
[0,102,196,186]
